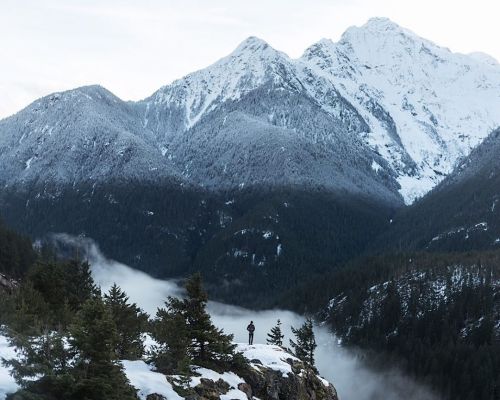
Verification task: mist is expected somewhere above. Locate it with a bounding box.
[50,234,439,400]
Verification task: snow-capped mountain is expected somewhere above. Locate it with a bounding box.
[0,85,179,186]
[376,127,500,252]
[1,18,499,204]
[301,17,500,202]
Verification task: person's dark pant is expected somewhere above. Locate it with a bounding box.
[249,333,254,345]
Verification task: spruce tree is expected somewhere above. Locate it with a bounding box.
[69,297,138,400]
[104,283,148,359]
[151,273,238,373]
[4,329,72,391]
[25,259,97,328]
[290,318,317,367]
[267,319,284,346]
[183,273,236,367]
[150,301,190,375]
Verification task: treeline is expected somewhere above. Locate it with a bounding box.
[284,251,500,400]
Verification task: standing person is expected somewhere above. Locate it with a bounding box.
[247,321,255,345]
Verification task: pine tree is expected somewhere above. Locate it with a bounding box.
[69,297,138,400]
[24,259,97,328]
[4,329,72,390]
[104,283,148,359]
[290,318,317,367]
[267,319,284,346]
[183,273,236,367]
[150,299,191,375]
[150,273,238,373]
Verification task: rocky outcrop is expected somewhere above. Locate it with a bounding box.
[236,357,338,400]
[159,345,338,400]
[0,273,18,294]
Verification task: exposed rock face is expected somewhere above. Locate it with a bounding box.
[145,395,167,400]
[154,345,338,400]
[0,273,18,294]
[237,359,338,400]
[176,362,337,400]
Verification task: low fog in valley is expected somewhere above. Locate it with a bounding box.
[50,234,440,400]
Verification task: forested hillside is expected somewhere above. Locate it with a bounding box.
[0,219,35,279]
[0,185,394,308]
[285,251,500,400]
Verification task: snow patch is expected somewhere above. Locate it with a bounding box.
[25,156,34,170]
[237,343,298,377]
[122,360,183,400]
[0,333,19,400]
[371,160,382,173]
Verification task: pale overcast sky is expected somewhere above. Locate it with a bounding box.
[1,0,498,118]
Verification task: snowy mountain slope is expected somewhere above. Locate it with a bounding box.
[301,17,500,202]
[138,18,500,203]
[139,37,299,134]
[133,35,402,202]
[0,39,401,203]
[162,87,400,202]
[376,128,500,252]
[0,85,179,187]
[1,18,499,204]
[326,263,500,334]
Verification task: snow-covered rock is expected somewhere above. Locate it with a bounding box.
[237,343,298,377]
[122,360,183,400]
[123,344,337,400]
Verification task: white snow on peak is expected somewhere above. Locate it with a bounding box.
[146,17,500,203]
[149,36,294,128]
[468,52,500,67]
[301,17,500,203]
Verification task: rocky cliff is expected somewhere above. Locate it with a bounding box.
[124,344,338,400]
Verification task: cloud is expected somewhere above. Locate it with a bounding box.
[49,233,440,400]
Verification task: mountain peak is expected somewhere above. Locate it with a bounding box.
[340,17,416,44]
[229,36,281,60]
[363,17,402,30]
[236,36,270,50]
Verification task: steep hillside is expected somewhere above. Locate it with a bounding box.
[379,127,500,252]
[0,185,393,307]
[0,17,499,306]
[0,86,178,187]
[284,251,500,400]
[1,18,499,203]
[301,18,500,202]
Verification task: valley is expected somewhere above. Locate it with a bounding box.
[0,15,499,400]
